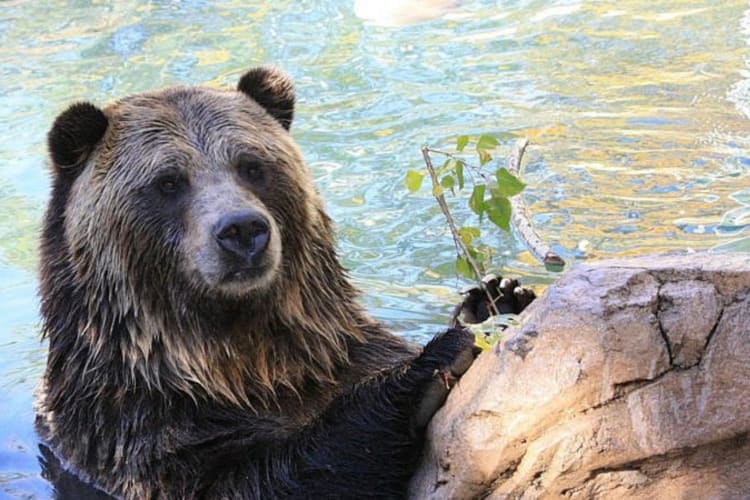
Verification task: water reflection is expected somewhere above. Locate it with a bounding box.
[354,0,461,27]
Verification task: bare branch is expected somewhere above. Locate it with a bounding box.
[505,138,566,272]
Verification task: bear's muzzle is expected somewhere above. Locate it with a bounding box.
[213,209,271,266]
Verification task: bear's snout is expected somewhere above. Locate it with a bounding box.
[213,209,270,264]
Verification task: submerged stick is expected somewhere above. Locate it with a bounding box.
[505,138,565,272]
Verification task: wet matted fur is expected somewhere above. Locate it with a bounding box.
[36,66,479,499]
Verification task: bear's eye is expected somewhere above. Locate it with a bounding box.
[156,173,186,195]
[237,155,265,185]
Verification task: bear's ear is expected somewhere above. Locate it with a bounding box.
[47,102,108,175]
[237,66,295,131]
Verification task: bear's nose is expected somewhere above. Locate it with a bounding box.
[213,210,270,262]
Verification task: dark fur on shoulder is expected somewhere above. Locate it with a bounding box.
[37,67,479,499]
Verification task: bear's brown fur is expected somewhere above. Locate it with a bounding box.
[37,67,486,499]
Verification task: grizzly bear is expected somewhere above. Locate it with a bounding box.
[36,66,532,499]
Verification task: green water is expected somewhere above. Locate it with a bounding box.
[1,1,749,496]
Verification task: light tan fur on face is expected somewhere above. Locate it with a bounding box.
[182,170,282,296]
[56,85,371,409]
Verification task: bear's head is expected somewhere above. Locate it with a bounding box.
[47,67,308,298]
[41,67,364,406]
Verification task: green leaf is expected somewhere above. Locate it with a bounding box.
[493,168,526,197]
[473,333,493,351]
[476,134,499,151]
[456,135,469,152]
[456,161,465,190]
[469,184,486,215]
[438,159,455,175]
[440,175,455,189]
[477,244,492,260]
[473,249,488,274]
[486,196,512,231]
[458,226,480,246]
[478,149,492,166]
[405,170,424,192]
[432,184,444,197]
[456,255,473,279]
[469,244,491,270]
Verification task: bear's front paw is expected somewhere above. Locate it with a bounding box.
[412,328,480,429]
[450,274,536,326]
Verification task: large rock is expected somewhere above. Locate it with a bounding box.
[410,253,750,499]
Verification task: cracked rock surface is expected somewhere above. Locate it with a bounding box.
[410,253,750,500]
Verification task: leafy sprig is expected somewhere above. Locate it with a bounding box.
[406,135,526,281]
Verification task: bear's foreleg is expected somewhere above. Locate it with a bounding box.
[200,328,477,499]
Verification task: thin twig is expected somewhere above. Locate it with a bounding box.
[423,148,494,184]
[421,146,501,317]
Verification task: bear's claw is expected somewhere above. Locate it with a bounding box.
[450,273,535,326]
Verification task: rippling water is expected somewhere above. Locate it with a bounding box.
[1,0,749,496]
